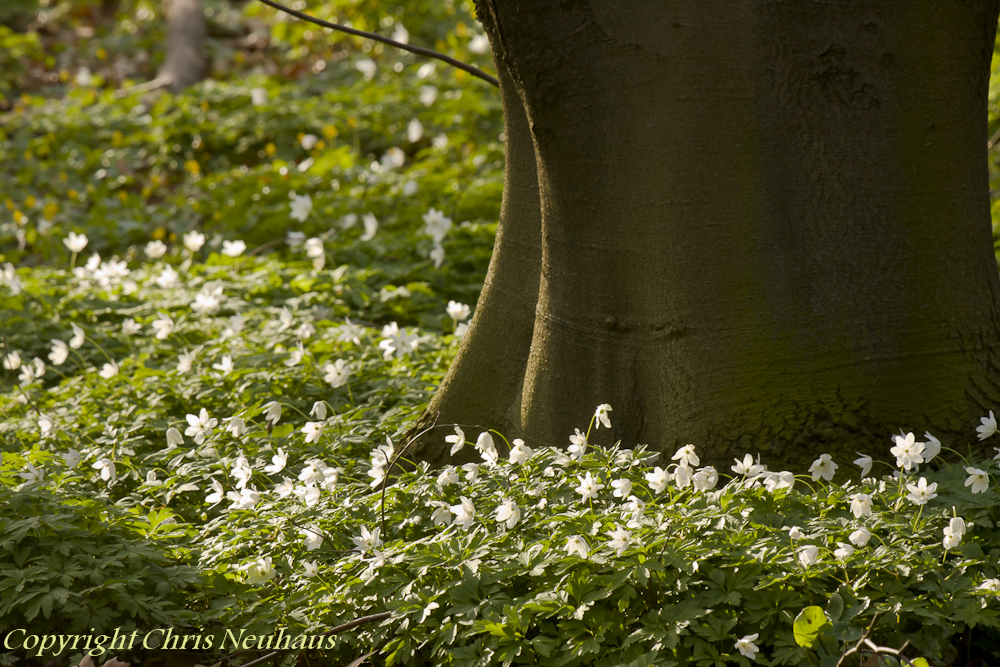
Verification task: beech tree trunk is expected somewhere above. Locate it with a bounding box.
[410,1,1000,473]
[158,0,207,91]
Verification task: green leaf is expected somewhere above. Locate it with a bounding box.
[910,659,930,667]
[826,592,844,622]
[793,606,831,648]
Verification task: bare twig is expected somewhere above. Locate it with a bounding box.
[836,614,915,667]
[114,75,174,98]
[379,412,440,536]
[254,0,499,88]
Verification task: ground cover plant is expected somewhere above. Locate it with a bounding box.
[4,2,1000,666]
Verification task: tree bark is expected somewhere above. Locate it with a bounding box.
[158,0,208,92]
[412,1,1000,474]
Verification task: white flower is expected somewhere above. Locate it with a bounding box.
[732,454,765,476]
[423,208,453,243]
[302,422,323,444]
[451,497,476,530]
[144,240,167,259]
[575,472,605,502]
[906,477,938,505]
[446,426,466,455]
[64,232,89,253]
[849,493,872,519]
[673,464,693,488]
[243,557,275,585]
[475,431,499,467]
[645,467,670,494]
[3,350,20,370]
[594,404,612,429]
[462,462,479,483]
[336,318,364,345]
[361,213,379,241]
[250,87,269,106]
[611,478,633,499]
[378,322,419,359]
[834,542,855,561]
[183,231,206,252]
[950,516,967,538]
[468,33,490,54]
[62,449,81,468]
[212,355,234,376]
[495,500,520,529]
[763,470,795,492]
[446,300,470,323]
[49,339,69,365]
[153,265,179,289]
[430,243,446,268]
[310,401,327,420]
[228,487,261,510]
[166,426,183,446]
[284,342,307,367]
[231,455,253,489]
[809,453,838,481]
[177,348,196,373]
[734,634,760,660]
[151,313,174,340]
[295,485,322,506]
[355,58,376,81]
[979,579,1000,593]
[408,118,424,143]
[798,545,819,567]
[978,411,998,440]
[290,194,313,222]
[184,408,218,445]
[69,323,86,349]
[323,359,352,387]
[692,466,719,492]
[99,360,119,379]
[565,535,590,559]
[437,465,460,486]
[300,133,318,150]
[788,526,804,540]
[302,561,319,578]
[300,527,323,551]
[890,432,925,471]
[568,428,588,460]
[943,527,961,550]
[922,433,942,461]
[606,524,632,556]
[92,457,117,484]
[455,322,468,338]
[304,237,324,261]
[225,416,247,437]
[417,62,435,79]
[19,462,44,485]
[264,448,288,474]
[849,527,872,547]
[419,85,438,106]
[222,240,246,257]
[263,401,282,425]
[508,439,533,465]
[205,479,225,505]
[853,453,873,478]
[966,467,989,494]
[672,444,699,468]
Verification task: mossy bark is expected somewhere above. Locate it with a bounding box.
[411,1,1000,473]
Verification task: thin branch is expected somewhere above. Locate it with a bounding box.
[254,0,499,88]
[379,412,440,536]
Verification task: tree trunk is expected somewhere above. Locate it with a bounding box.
[158,0,207,92]
[411,1,1000,474]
